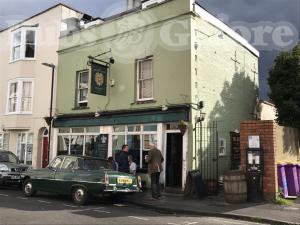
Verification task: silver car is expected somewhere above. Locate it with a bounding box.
[0,151,28,186]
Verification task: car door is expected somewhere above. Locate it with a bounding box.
[39,156,64,192]
[54,156,78,194]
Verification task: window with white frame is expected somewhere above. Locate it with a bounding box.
[112,124,157,171]
[11,28,36,61]
[7,79,33,114]
[0,133,9,151]
[137,58,153,101]
[76,70,89,107]
[17,132,33,165]
[57,127,108,159]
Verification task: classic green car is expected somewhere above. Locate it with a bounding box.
[21,155,141,205]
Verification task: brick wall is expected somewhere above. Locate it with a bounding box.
[240,120,278,200]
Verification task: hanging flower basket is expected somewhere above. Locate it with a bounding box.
[178,120,188,135]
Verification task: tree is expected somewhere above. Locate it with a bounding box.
[268,44,300,128]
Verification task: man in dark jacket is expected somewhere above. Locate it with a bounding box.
[145,143,164,199]
[116,144,129,173]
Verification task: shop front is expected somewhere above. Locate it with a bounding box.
[52,105,190,189]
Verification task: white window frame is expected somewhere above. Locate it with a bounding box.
[16,132,33,165]
[76,70,89,107]
[136,58,154,101]
[6,78,34,115]
[10,27,37,62]
[112,124,158,169]
[0,133,4,150]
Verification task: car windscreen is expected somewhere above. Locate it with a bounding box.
[0,152,18,163]
[82,159,110,170]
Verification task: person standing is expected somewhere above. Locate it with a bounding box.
[116,144,130,173]
[128,155,137,175]
[107,156,118,171]
[145,143,164,200]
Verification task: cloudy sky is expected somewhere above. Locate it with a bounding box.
[0,0,299,100]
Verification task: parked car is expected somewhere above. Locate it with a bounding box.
[0,151,28,186]
[21,155,141,205]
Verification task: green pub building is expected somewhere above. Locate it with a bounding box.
[53,0,259,190]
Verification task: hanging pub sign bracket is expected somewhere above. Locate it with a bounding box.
[87,49,115,67]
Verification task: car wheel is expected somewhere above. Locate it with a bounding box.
[72,187,88,205]
[23,179,36,197]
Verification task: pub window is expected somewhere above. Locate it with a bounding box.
[137,58,153,101]
[112,124,157,172]
[76,70,89,107]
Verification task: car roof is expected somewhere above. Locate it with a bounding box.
[58,155,108,161]
[0,150,15,154]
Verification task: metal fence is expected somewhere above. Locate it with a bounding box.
[194,121,219,194]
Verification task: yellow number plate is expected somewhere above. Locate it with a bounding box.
[117,177,132,184]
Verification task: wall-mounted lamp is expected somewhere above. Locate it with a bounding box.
[95,111,100,118]
[95,107,101,118]
[109,79,116,87]
[195,113,206,123]
[190,101,204,110]
[161,105,168,111]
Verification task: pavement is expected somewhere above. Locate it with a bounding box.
[124,190,300,225]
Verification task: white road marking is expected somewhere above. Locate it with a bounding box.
[284,206,299,210]
[128,216,149,221]
[113,203,126,207]
[0,194,8,197]
[168,223,197,225]
[93,210,111,214]
[211,218,260,225]
[212,218,240,225]
[16,197,28,200]
[63,204,78,208]
[37,200,52,204]
[81,207,105,211]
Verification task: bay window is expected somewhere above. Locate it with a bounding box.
[11,28,36,61]
[7,79,33,114]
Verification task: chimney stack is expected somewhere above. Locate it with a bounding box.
[127,0,142,10]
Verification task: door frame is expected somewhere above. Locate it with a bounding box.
[42,129,49,168]
[163,128,188,190]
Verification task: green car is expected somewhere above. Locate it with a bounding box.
[21,155,141,205]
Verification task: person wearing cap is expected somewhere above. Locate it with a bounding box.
[145,143,164,200]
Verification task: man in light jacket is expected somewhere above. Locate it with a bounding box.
[145,143,164,200]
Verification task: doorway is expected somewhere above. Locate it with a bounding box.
[42,129,49,168]
[166,133,182,188]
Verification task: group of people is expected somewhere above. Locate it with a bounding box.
[107,143,164,200]
[107,144,137,175]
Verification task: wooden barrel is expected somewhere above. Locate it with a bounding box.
[224,170,247,203]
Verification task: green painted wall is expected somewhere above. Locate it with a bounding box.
[189,16,259,175]
[56,0,193,114]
